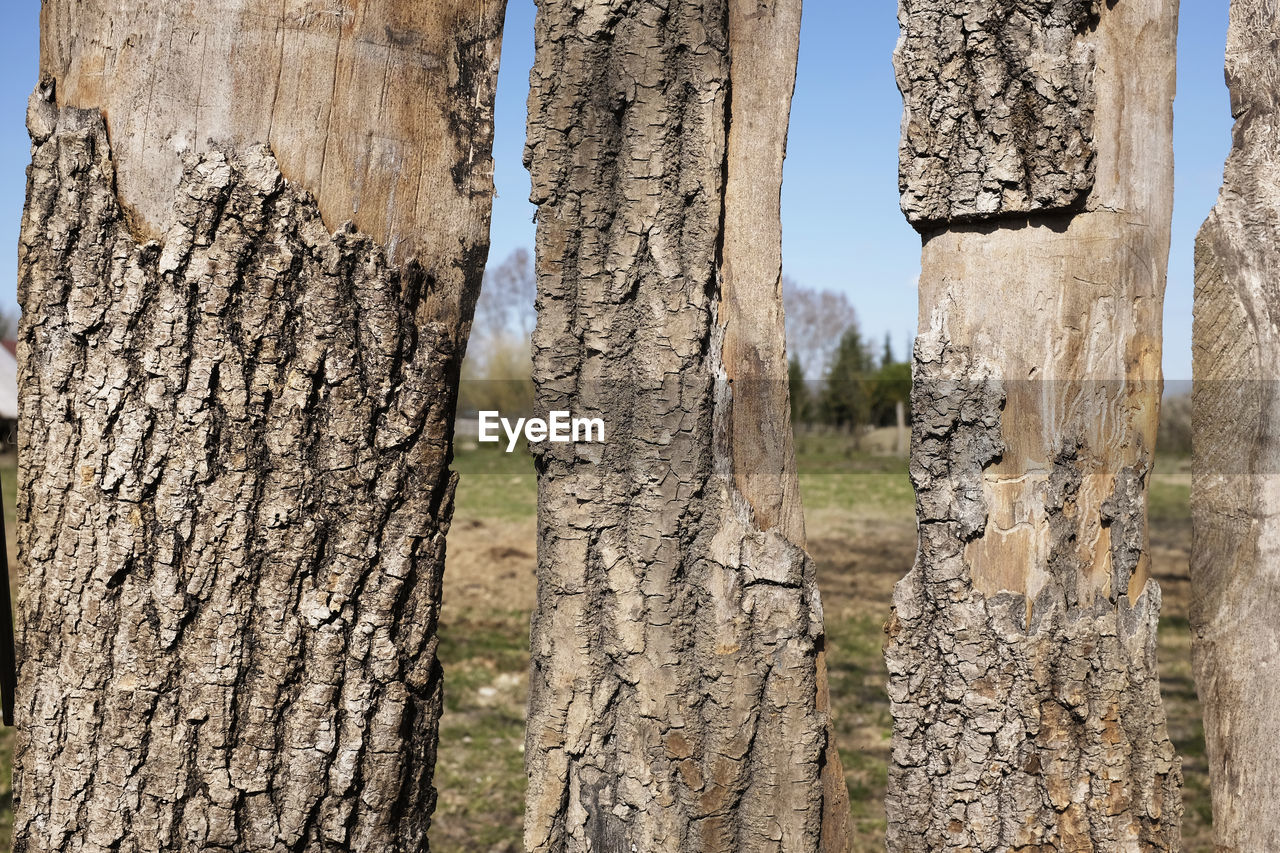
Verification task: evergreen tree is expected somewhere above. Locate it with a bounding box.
[788,353,809,426]
[871,359,912,427]
[822,326,873,430]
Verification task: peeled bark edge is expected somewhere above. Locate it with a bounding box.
[524,0,846,850]
[886,340,1181,852]
[895,0,1102,228]
[889,0,1183,848]
[14,89,473,853]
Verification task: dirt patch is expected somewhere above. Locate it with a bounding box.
[444,517,538,615]
[434,517,536,853]
[432,491,1210,852]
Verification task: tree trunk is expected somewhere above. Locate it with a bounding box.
[14,3,505,850]
[885,1,1182,850]
[1191,3,1280,849]
[522,1,849,850]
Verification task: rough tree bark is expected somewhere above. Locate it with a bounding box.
[522,1,850,850]
[1191,3,1280,849]
[14,2,505,851]
[885,1,1183,850]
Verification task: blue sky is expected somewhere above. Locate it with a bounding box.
[0,1,1231,380]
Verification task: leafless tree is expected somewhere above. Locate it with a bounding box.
[474,246,537,348]
[783,276,858,381]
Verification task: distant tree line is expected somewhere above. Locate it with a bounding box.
[456,260,1215,461]
[458,260,913,439]
[458,248,536,419]
[459,259,913,439]
[783,277,910,433]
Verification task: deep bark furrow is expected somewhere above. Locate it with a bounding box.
[1190,3,1280,849]
[15,100,458,853]
[524,1,843,851]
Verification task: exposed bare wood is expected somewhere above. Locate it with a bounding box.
[38,0,503,270]
[1191,2,1280,849]
[886,0,1183,849]
[523,0,849,849]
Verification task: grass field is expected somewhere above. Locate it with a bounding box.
[436,436,1209,852]
[0,440,1208,851]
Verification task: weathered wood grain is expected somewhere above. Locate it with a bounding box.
[887,0,1183,849]
[38,0,503,270]
[1191,2,1280,849]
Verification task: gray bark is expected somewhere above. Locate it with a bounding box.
[887,1,1183,850]
[896,0,1102,227]
[14,2,505,850]
[522,1,849,851]
[1191,3,1280,849]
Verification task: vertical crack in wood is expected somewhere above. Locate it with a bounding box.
[524,1,844,850]
[1191,2,1280,849]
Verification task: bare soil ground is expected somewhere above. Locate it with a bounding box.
[432,468,1210,852]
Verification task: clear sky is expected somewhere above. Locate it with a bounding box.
[0,1,1231,381]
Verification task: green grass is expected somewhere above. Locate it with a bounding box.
[800,470,914,517]
[438,610,531,705]
[450,430,918,521]
[448,435,1177,527]
[1149,464,1191,524]
[451,440,536,521]
[0,441,1214,852]
[434,608,530,852]
[825,612,894,846]
[793,431,907,473]
[795,433,913,520]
